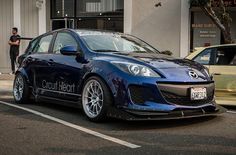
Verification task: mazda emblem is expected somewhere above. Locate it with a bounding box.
[188,71,198,79]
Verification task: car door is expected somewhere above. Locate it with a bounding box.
[208,46,236,101]
[30,33,56,97]
[49,31,84,102]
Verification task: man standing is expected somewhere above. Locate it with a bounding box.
[8,27,20,74]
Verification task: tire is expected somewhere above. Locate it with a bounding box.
[82,76,112,122]
[13,73,30,104]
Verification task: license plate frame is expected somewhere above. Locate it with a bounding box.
[190,87,207,100]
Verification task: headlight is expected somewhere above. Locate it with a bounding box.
[111,61,161,77]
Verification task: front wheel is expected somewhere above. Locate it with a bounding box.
[82,76,112,122]
[13,73,30,104]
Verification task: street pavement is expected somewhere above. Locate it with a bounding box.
[0,74,236,155]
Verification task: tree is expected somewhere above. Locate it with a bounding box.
[190,0,233,44]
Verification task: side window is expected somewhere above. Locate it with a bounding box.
[215,48,236,65]
[25,38,39,54]
[53,32,78,54]
[193,49,212,65]
[34,34,53,53]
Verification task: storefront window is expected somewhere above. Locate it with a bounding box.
[51,0,124,32]
[51,0,75,18]
[77,17,123,32]
[191,12,221,49]
[190,1,236,50]
[76,0,124,17]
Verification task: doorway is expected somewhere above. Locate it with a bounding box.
[52,19,74,30]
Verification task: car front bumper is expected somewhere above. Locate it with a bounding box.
[109,77,226,120]
[107,104,226,121]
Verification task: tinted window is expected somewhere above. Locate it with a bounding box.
[26,38,39,53]
[214,47,236,65]
[51,0,75,18]
[76,0,124,17]
[193,49,212,65]
[34,35,53,53]
[53,32,78,54]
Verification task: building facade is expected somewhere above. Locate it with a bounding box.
[0,0,50,73]
[0,0,235,73]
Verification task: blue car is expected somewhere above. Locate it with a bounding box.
[13,29,225,121]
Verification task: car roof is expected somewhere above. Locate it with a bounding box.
[74,29,122,36]
[30,28,118,41]
[186,43,236,60]
[45,28,119,34]
[197,44,236,50]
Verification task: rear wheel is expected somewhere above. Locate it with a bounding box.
[13,73,30,104]
[82,76,112,122]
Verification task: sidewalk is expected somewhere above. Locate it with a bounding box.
[0,74,14,100]
[0,73,14,80]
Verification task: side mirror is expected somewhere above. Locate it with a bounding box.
[60,46,77,55]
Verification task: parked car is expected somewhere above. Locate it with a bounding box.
[13,29,225,121]
[186,44,236,106]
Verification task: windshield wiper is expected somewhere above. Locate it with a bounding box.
[133,50,160,54]
[132,51,148,53]
[93,49,120,53]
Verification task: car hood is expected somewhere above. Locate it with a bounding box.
[112,52,204,69]
[95,52,210,81]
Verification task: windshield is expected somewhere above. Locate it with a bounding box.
[79,32,160,54]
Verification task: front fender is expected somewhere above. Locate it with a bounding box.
[82,60,119,97]
[15,68,30,84]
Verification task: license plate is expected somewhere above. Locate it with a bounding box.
[190,88,207,100]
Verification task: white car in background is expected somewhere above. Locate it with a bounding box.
[186,44,236,106]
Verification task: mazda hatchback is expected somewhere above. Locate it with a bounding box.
[13,29,225,121]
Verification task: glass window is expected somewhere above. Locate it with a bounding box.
[53,32,78,53]
[25,38,39,54]
[79,32,159,54]
[51,0,75,18]
[34,35,53,53]
[77,18,123,32]
[193,49,212,65]
[76,0,124,17]
[215,48,236,65]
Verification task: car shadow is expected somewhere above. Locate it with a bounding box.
[2,96,226,131]
[31,101,224,131]
[222,105,236,111]
[104,116,222,131]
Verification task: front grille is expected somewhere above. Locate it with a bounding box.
[129,85,161,104]
[158,83,214,106]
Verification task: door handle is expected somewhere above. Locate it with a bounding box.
[47,59,54,66]
[27,56,35,62]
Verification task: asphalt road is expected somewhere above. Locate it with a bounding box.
[0,77,236,155]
